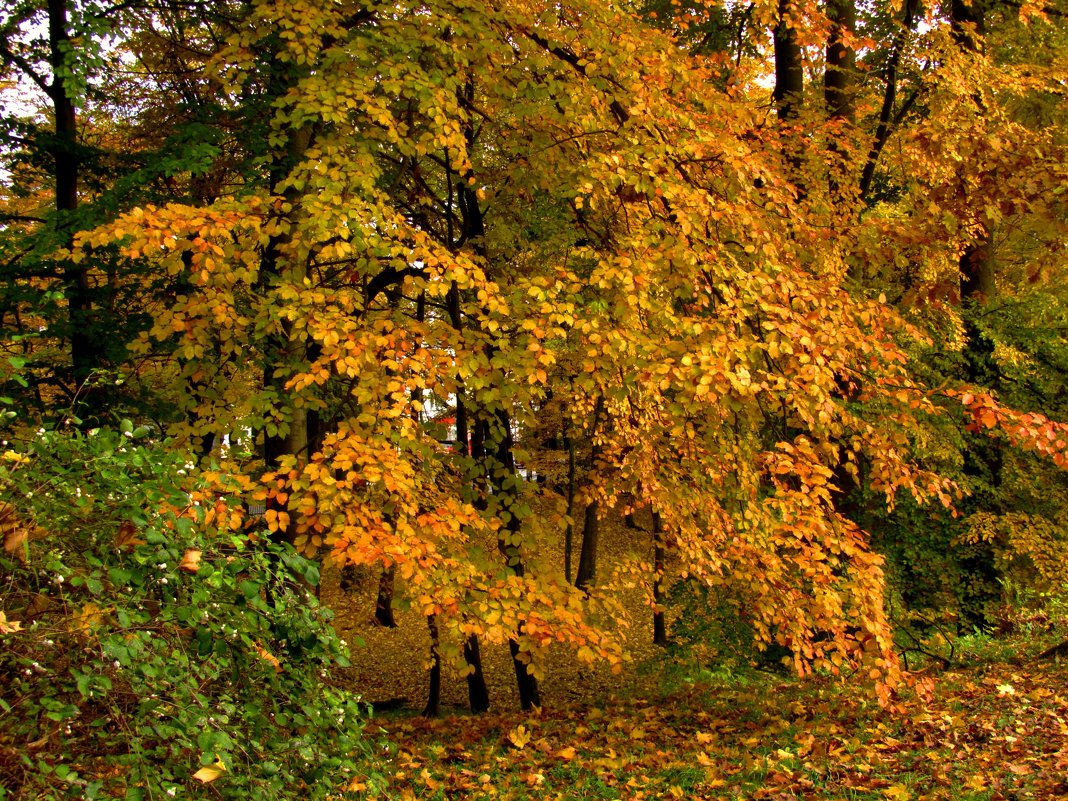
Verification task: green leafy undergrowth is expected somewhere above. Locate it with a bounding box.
[0,426,380,800]
[372,657,1068,800]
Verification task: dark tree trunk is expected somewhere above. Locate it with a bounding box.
[574,499,600,594]
[445,274,491,712]
[374,566,397,627]
[451,104,540,708]
[960,239,996,302]
[952,0,1000,632]
[652,512,668,647]
[261,125,313,545]
[824,0,856,201]
[464,635,490,712]
[47,0,101,418]
[773,0,804,121]
[564,421,576,582]
[859,0,920,203]
[423,614,441,718]
[824,0,856,122]
[490,408,541,710]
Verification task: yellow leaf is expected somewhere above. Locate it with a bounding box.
[192,761,227,783]
[0,611,21,634]
[72,603,105,637]
[508,725,532,749]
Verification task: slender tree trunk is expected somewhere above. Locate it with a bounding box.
[952,0,1000,632]
[564,420,576,582]
[464,634,490,712]
[261,125,313,545]
[423,614,441,717]
[652,512,668,646]
[574,399,604,593]
[444,279,492,712]
[47,0,101,418]
[451,88,540,708]
[575,499,600,594]
[859,0,920,203]
[374,566,397,627]
[492,408,541,710]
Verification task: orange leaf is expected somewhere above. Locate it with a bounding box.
[179,549,202,573]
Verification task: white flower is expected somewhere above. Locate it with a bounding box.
[113,660,121,669]
[160,578,168,585]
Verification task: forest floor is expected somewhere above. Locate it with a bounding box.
[323,512,1068,800]
[362,656,1068,800]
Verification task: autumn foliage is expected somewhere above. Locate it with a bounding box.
[4,0,1068,757]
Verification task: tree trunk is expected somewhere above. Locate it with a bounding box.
[423,614,441,717]
[575,499,600,594]
[652,512,668,647]
[773,0,804,121]
[564,421,576,582]
[47,0,101,419]
[464,635,490,712]
[374,566,397,627]
[494,411,541,710]
[952,0,1001,632]
[824,0,856,201]
[824,0,856,122]
[859,0,920,204]
[443,277,492,712]
[261,125,313,545]
[452,111,540,708]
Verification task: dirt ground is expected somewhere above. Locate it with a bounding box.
[321,507,669,714]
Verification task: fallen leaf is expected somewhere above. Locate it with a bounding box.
[179,549,202,572]
[0,611,20,634]
[507,725,531,749]
[115,521,144,551]
[192,761,226,783]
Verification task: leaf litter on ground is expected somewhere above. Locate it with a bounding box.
[362,657,1068,800]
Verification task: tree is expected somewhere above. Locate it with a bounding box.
[11,0,1068,713]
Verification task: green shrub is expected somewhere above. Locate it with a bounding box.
[0,426,379,800]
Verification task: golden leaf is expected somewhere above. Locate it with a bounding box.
[192,761,227,783]
[0,611,21,634]
[507,725,532,749]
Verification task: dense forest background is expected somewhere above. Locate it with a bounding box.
[3,0,1068,797]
